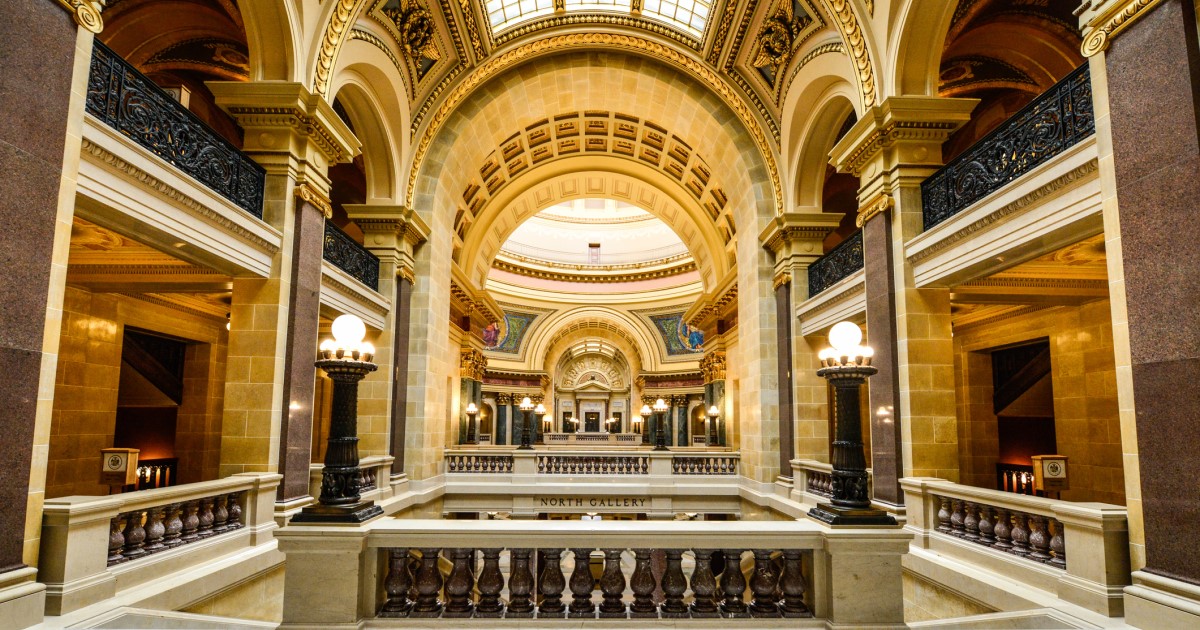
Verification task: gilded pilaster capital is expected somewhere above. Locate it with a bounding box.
[700,351,727,383]
[495,392,513,405]
[294,181,333,219]
[56,0,105,33]
[459,348,487,381]
[855,191,894,228]
[1079,0,1167,57]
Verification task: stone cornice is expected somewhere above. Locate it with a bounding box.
[1079,0,1167,57]
[759,212,843,254]
[343,204,431,246]
[80,138,280,254]
[208,82,361,166]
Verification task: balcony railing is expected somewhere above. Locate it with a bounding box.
[85,42,265,219]
[273,517,913,626]
[323,221,381,291]
[445,449,739,477]
[921,63,1095,230]
[807,230,863,297]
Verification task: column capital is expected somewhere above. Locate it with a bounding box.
[459,347,487,381]
[1078,0,1167,57]
[759,212,843,263]
[830,96,977,197]
[54,0,106,33]
[343,204,430,280]
[700,350,727,383]
[207,81,361,198]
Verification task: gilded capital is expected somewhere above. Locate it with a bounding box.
[1080,0,1166,56]
[701,351,727,383]
[459,348,487,381]
[56,0,106,33]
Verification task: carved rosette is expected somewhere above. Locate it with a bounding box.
[701,351,727,383]
[459,348,487,381]
[384,2,441,62]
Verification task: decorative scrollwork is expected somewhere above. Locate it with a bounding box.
[86,42,265,219]
[323,222,381,291]
[807,230,863,297]
[921,64,1095,230]
[384,2,441,62]
[752,1,812,71]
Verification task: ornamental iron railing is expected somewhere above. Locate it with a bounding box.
[323,221,381,291]
[807,230,863,297]
[85,42,265,219]
[921,63,1095,230]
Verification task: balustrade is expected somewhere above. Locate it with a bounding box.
[445,449,741,477]
[791,459,871,505]
[807,230,863,297]
[85,42,265,219]
[903,477,1130,616]
[445,452,514,473]
[538,454,649,475]
[107,491,242,567]
[672,455,738,475]
[324,221,381,291]
[921,63,1095,230]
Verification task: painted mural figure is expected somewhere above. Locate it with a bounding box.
[483,322,500,348]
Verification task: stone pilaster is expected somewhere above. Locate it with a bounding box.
[208,82,360,507]
[830,97,976,504]
[760,213,843,477]
[344,205,428,474]
[1081,0,1200,586]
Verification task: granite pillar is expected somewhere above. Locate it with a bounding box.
[675,397,688,447]
[862,214,903,505]
[0,0,83,572]
[275,198,325,502]
[1103,0,1200,584]
[390,277,413,466]
[495,394,509,445]
[775,281,795,478]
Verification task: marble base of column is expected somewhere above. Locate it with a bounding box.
[290,501,383,524]
[808,503,897,527]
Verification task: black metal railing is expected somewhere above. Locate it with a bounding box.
[807,230,863,297]
[86,42,265,219]
[921,63,1095,230]
[323,222,380,291]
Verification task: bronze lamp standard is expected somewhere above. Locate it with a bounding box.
[636,407,649,444]
[518,396,534,450]
[653,398,670,451]
[807,321,896,527]
[706,405,720,446]
[534,403,546,445]
[465,402,478,444]
[294,314,383,523]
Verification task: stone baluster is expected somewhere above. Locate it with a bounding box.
[749,549,781,617]
[568,548,596,617]
[474,548,504,617]
[507,548,535,617]
[443,548,475,617]
[661,549,688,618]
[410,548,444,617]
[949,500,966,537]
[227,493,243,529]
[719,549,749,617]
[936,496,952,533]
[162,503,183,548]
[380,548,413,616]
[689,549,719,617]
[779,550,810,617]
[598,549,627,618]
[108,515,126,566]
[977,505,994,545]
[142,506,166,554]
[196,498,215,538]
[539,548,567,617]
[963,502,980,542]
[1049,519,1067,569]
[212,494,229,533]
[992,507,1012,551]
[1028,515,1052,562]
[122,510,147,560]
[629,549,657,617]
[1009,513,1031,557]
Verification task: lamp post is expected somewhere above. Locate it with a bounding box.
[706,405,720,447]
[534,403,546,445]
[639,404,651,445]
[541,412,552,443]
[606,417,619,434]
[807,321,897,527]
[465,402,478,444]
[293,314,383,523]
[518,396,533,450]
[653,398,669,451]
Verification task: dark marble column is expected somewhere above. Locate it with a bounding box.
[389,276,412,468]
[1103,0,1200,584]
[862,214,904,506]
[495,395,508,445]
[775,281,795,478]
[0,0,80,574]
[276,198,325,503]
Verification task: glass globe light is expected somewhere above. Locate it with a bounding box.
[465,402,478,415]
[640,404,652,417]
[653,398,668,412]
[828,321,863,354]
[331,314,366,346]
[534,403,546,415]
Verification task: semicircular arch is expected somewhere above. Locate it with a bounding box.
[238,0,303,81]
[525,307,668,374]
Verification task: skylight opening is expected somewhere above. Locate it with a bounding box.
[483,0,709,38]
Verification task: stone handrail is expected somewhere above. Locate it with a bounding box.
[538,453,649,475]
[672,455,739,475]
[445,449,741,477]
[39,473,281,615]
[902,477,1129,616]
[274,518,911,626]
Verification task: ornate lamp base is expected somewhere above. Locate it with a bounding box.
[808,503,897,527]
[292,500,383,524]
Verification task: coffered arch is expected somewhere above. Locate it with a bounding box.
[460,162,732,293]
[526,307,668,374]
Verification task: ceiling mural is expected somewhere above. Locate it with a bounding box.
[648,312,704,356]
[484,310,541,354]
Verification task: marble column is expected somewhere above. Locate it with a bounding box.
[701,352,727,446]
[1,0,93,576]
[774,280,795,477]
[495,393,510,445]
[458,349,485,444]
[209,82,361,509]
[344,205,427,475]
[673,395,689,447]
[1086,0,1200,583]
[830,97,976,504]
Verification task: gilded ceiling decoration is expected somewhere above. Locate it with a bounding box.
[384,1,442,71]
